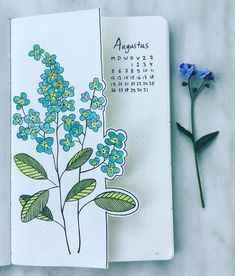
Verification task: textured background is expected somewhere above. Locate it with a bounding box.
[1,0,235,275]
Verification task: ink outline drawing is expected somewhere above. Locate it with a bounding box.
[12,44,139,254]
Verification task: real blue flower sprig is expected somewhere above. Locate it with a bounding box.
[85,129,127,179]
[177,63,219,208]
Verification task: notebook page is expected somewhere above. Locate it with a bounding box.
[0,20,11,266]
[11,9,107,268]
[102,16,174,261]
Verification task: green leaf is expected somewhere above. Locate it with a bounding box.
[19,195,53,222]
[14,153,48,180]
[94,191,136,213]
[195,131,219,153]
[36,207,53,221]
[66,179,96,202]
[177,122,193,140]
[66,148,93,171]
[21,190,49,222]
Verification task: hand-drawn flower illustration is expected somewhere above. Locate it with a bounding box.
[17,126,28,141]
[69,121,83,137]
[62,114,76,131]
[105,130,125,149]
[13,113,23,125]
[13,92,30,110]
[40,122,55,134]
[63,86,75,98]
[96,144,110,158]
[42,52,57,67]
[24,109,40,124]
[13,45,138,256]
[61,99,75,112]
[36,137,54,154]
[26,123,40,139]
[37,81,51,95]
[109,149,124,164]
[28,44,44,61]
[81,91,90,102]
[79,108,92,121]
[89,157,100,166]
[88,117,102,132]
[60,134,75,152]
[101,161,120,178]
[91,96,105,110]
[45,111,56,123]
[89,77,103,91]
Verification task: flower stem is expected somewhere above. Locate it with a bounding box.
[54,113,71,254]
[77,200,81,253]
[190,98,205,208]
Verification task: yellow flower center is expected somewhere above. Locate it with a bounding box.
[66,118,72,125]
[34,50,39,55]
[30,128,35,133]
[42,85,48,91]
[65,139,70,146]
[64,90,70,96]
[56,81,63,89]
[101,149,106,154]
[42,142,48,148]
[92,122,97,127]
[111,137,118,143]
[108,167,114,173]
[49,73,56,80]
[114,154,119,160]
[50,93,56,101]
[18,99,25,105]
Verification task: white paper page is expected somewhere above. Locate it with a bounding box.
[11,9,108,268]
[102,16,174,261]
[0,21,11,266]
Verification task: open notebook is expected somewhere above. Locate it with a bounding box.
[0,9,173,268]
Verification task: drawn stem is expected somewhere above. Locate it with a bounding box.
[76,89,96,253]
[190,95,205,208]
[77,200,81,253]
[81,157,107,174]
[76,168,81,253]
[54,113,71,254]
[78,200,94,214]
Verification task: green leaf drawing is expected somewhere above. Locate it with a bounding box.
[19,195,53,222]
[14,153,48,180]
[94,191,136,213]
[21,190,49,222]
[66,179,96,202]
[195,131,219,153]
[177,122,193,140]
[66,148,93,171]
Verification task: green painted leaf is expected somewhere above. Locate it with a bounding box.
[36,207,53,221]
[19,195,53,222]
[177,122,193,140]
[66,148,93,171]
[94,191,136,213]
[21,190,49,222]
[195,131,219,153]
[14,153,47,180]
[66,178,96,202]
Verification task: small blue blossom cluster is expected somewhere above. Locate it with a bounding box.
[79,77,106,132]
[89,129,127,179]
[12,44,106,154]
[179,63,216,81]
